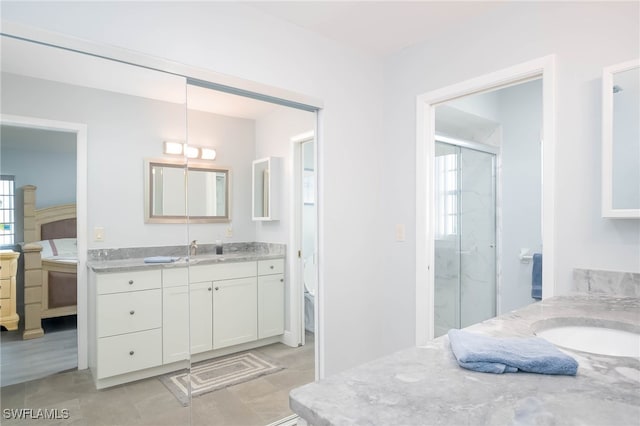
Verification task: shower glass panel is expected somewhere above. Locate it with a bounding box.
[434,141,496,338]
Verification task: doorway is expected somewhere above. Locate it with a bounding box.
[415,55,556,344]
[0,115,88,385]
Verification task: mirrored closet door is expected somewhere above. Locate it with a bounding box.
[0,34,193,424]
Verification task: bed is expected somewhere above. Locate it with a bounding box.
[21,185,77,340]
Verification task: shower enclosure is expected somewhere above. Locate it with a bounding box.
[434,140,497,337]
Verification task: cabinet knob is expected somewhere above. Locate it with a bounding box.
[270,265,274,269]
[215,286,219,291]
[128,280,134,285]
[208,287,212,291]
[280,278,284,282]
[129,351,134,356]
[129,310,135,315]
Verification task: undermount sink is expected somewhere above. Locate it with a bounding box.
[532,318,640,358]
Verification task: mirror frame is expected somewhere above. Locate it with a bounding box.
[602,59,640,218]
[144,157,231,223]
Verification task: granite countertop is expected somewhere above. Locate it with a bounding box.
[290,294,640,426]
[87,242,285,273]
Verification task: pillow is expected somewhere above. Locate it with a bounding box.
[33,238,77,259]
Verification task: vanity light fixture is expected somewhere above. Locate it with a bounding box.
[163,141,183,155]
[200,147,217,160]
[163,141,216,160]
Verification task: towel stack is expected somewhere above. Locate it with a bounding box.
[448,329,578,375]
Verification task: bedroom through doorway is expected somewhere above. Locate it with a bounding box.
[0,124,79,386]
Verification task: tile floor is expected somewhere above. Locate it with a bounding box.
[1,333,315,426]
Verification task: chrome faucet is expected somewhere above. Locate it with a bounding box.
[190,240,198,256]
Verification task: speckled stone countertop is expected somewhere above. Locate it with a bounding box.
[87,242,285,273]
[290,294,640,426]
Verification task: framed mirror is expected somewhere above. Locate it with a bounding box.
[602,59,640,218]
[144,158,231,223]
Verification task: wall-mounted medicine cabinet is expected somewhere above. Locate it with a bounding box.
[252,157,282,221]
[602,59,640,218]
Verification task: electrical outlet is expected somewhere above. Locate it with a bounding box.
[226,226,233,237]
[395,224,405,242]
[94,227,105,242]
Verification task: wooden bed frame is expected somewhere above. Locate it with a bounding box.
[22,185,77,340]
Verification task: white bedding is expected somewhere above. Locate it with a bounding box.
[35,238,78,264]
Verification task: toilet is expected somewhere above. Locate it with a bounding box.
[303,255,316,332]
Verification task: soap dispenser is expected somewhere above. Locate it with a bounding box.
[216,239,223,255]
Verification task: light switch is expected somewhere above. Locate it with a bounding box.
[395,224,405,242]
[94,227,105,242]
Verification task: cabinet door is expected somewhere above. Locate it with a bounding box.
[258,274,285,339]
[213,277,257,349]
[162,285,189,364]
[190,282,213,354]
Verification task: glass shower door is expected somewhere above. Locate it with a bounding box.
[434,142,496,337]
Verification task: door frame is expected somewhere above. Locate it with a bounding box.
[1,114,88,369]
[415,55,556,345]
[288,130,318,376]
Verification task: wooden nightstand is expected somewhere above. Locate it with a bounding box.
[0,250,20,331]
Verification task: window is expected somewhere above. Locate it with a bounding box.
[0,175,15,245]
[435,154,458,238]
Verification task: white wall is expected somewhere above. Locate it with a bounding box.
[497,80,543,312]
[187,108,256,244]
[2,2,389,376]
[384,2,640,307]
[1,72,257,249]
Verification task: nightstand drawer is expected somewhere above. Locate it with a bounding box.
[97,328,162,379]
[97,289,161,337]
[0,278,11,299]
[258,259,285,275]
[97,270,161,295]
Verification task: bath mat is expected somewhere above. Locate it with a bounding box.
[159,351,283,405]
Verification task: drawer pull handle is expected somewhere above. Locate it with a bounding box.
[128,280,134,285]
[129,310,135,315]
[215,286,219,291]
[129,351,134,356]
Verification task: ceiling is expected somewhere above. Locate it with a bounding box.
[1,2,504,118]
[244,1,504,58]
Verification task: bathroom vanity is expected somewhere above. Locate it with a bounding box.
[87,244,285,389]
[290,292,640,425]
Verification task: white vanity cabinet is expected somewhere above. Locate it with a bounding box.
[161,267,190,363]
[93,269,163,380]
[212,276,257,349]
[257,259,285,338]
[90,257,285,389]
[189,261,257,351]
[189,281,213,353]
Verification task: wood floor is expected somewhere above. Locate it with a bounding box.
[1,316,78,387]
[0,329,315,425]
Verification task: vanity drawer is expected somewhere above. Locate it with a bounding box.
[97,289,161,337]
[163,267,189,288]
[0,278,11,299]
[97,328,162,379]
[189,261,256,283]
[258,259,285,275]
[97,269,161,295]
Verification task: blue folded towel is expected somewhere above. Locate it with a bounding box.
[143,256,179,264]
[448,329,578,375]
[531,253,542,299]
